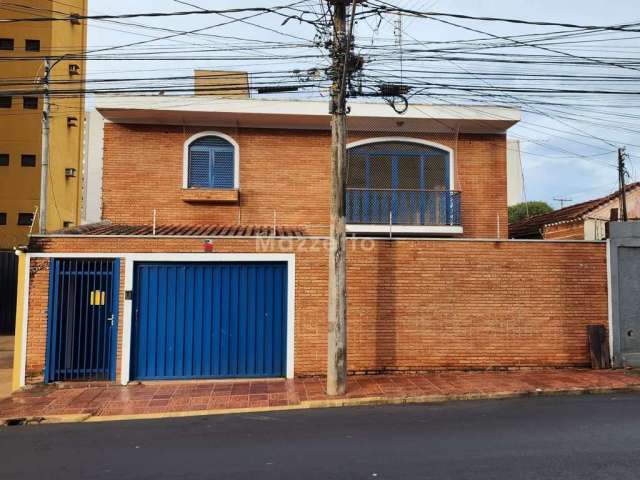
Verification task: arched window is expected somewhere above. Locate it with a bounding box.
[186,134,237,189]
[346,139,458,226]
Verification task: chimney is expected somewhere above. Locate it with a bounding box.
[194,70,249,98]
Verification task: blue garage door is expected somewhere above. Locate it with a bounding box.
[131,262,287,380]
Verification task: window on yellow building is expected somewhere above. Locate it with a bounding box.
[17,213,34,226]
[25,39,40,52]
[0,38,13,50]
[0,97,11,108]
[23,97,38,109]
[0,154,8,166]
[0,213,6,225]
[21,154,36,167]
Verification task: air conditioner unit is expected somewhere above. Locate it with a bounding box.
[65,168,77,178]
[67,116,78,127]
[69,13,81,25]
[69,64,81,75]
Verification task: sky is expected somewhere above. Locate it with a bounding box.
[79,0,640,208]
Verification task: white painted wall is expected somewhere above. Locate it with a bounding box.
[82,110,104,224]
[507,139,524,207]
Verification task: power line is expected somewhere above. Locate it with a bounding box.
[0,4,322,24]
[367,2,640,34]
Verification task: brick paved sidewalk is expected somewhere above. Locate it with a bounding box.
[1,369,639,423]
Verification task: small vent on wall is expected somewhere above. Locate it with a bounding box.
[65,168,77,178]
[69,64,81,75]
[67,116,78,127]
[69,13,81,25]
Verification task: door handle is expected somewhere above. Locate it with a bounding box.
[107,314,114,326]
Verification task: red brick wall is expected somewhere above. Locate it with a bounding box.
[24,237,607,382]
[544,220,585,240]
[102,124,507,238]
[25,259,49,383]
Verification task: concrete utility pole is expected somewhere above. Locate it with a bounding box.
[38,58,51,234]
[327,0,357,396]
[618,147,629,221]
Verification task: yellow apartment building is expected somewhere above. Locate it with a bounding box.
[0,0,87,248]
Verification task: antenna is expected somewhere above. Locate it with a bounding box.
[553,197,573,209]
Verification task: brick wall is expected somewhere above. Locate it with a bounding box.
[544,220,585,240]
[25,258,49,383]
[24,236,607,382]
[102,124,507,238]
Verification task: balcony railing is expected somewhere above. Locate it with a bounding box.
[346,188,461,226]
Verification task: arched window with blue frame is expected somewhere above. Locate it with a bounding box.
[187,135,236,189]
[346,140,459,226]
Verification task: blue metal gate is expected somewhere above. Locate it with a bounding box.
[46,258,120,382]
[131,262,288,380]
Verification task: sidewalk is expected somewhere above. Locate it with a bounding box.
[0,336,14,401]
[1,369,640,424]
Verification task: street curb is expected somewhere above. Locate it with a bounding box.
[5,384,640,426]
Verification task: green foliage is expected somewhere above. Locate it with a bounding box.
[508,201,554,224]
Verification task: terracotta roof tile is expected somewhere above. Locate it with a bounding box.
[46,222,306,237]
[509,182,640,238]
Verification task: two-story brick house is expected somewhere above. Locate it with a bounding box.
[12,97,610,388]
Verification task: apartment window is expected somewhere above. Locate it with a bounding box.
[23,97,38,109]
[17,213,34,226]
[0,154,8,166]
[25,39,40,52]
[0,38,14,50]
[0,96,11,108]
[0,213,6,225]
[21,154,36,167]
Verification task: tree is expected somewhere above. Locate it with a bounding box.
[508,201,553,224]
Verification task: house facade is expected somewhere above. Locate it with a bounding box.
[12,97,611,388]
[509,183,640,240]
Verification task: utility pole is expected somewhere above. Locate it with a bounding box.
[553,197,573,209]
[39,58,51,234]
[326,0,357,396]
[618,147,628,221]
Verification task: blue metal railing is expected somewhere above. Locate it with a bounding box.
[346,188,461,226]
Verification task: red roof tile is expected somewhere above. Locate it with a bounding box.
[509,183,640,238]
[45,222,306,237]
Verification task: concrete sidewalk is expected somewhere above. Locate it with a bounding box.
[1,369,640,424]
[0,336,14,401]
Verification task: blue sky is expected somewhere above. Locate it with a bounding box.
[84,0,640,208]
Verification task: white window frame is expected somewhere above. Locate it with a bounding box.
[182,131,240,189]
[345,137,460,235]
[346,137,455,191]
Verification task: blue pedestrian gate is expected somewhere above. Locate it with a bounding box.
[46,258,120,382]
[131,262,288,380]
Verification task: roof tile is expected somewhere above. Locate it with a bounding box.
[509,182,640,238]
[46,222,306,237]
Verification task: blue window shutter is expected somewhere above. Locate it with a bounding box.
[212,149,234,188]
[188,136,235,188]
[188,147,211,187]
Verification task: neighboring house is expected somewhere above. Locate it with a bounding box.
[509,183,640,240]
[506,139,524,206]
[0,0,88,249]
[11,97,612,389]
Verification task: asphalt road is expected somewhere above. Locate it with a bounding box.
[2,393,640,479]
